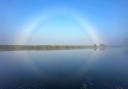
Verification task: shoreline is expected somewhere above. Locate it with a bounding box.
[0,45,124,51]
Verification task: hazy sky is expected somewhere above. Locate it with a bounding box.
[0,0,127,45]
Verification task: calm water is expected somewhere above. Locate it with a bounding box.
[0,48,128,89]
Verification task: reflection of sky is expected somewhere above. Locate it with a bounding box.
[0,0,127,45]
[0,48,128,88]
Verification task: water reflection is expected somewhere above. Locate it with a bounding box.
[0,48,128,89]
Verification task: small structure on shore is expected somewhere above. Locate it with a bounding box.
[100,44,105,47]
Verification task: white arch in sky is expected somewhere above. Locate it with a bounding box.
[15,8,103,45]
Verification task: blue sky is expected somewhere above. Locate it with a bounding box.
[0,0,127,45]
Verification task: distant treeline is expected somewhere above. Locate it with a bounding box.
[0,44,123,51]
[0,45,96,51]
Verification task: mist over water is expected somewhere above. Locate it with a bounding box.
[0,48,128,89]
